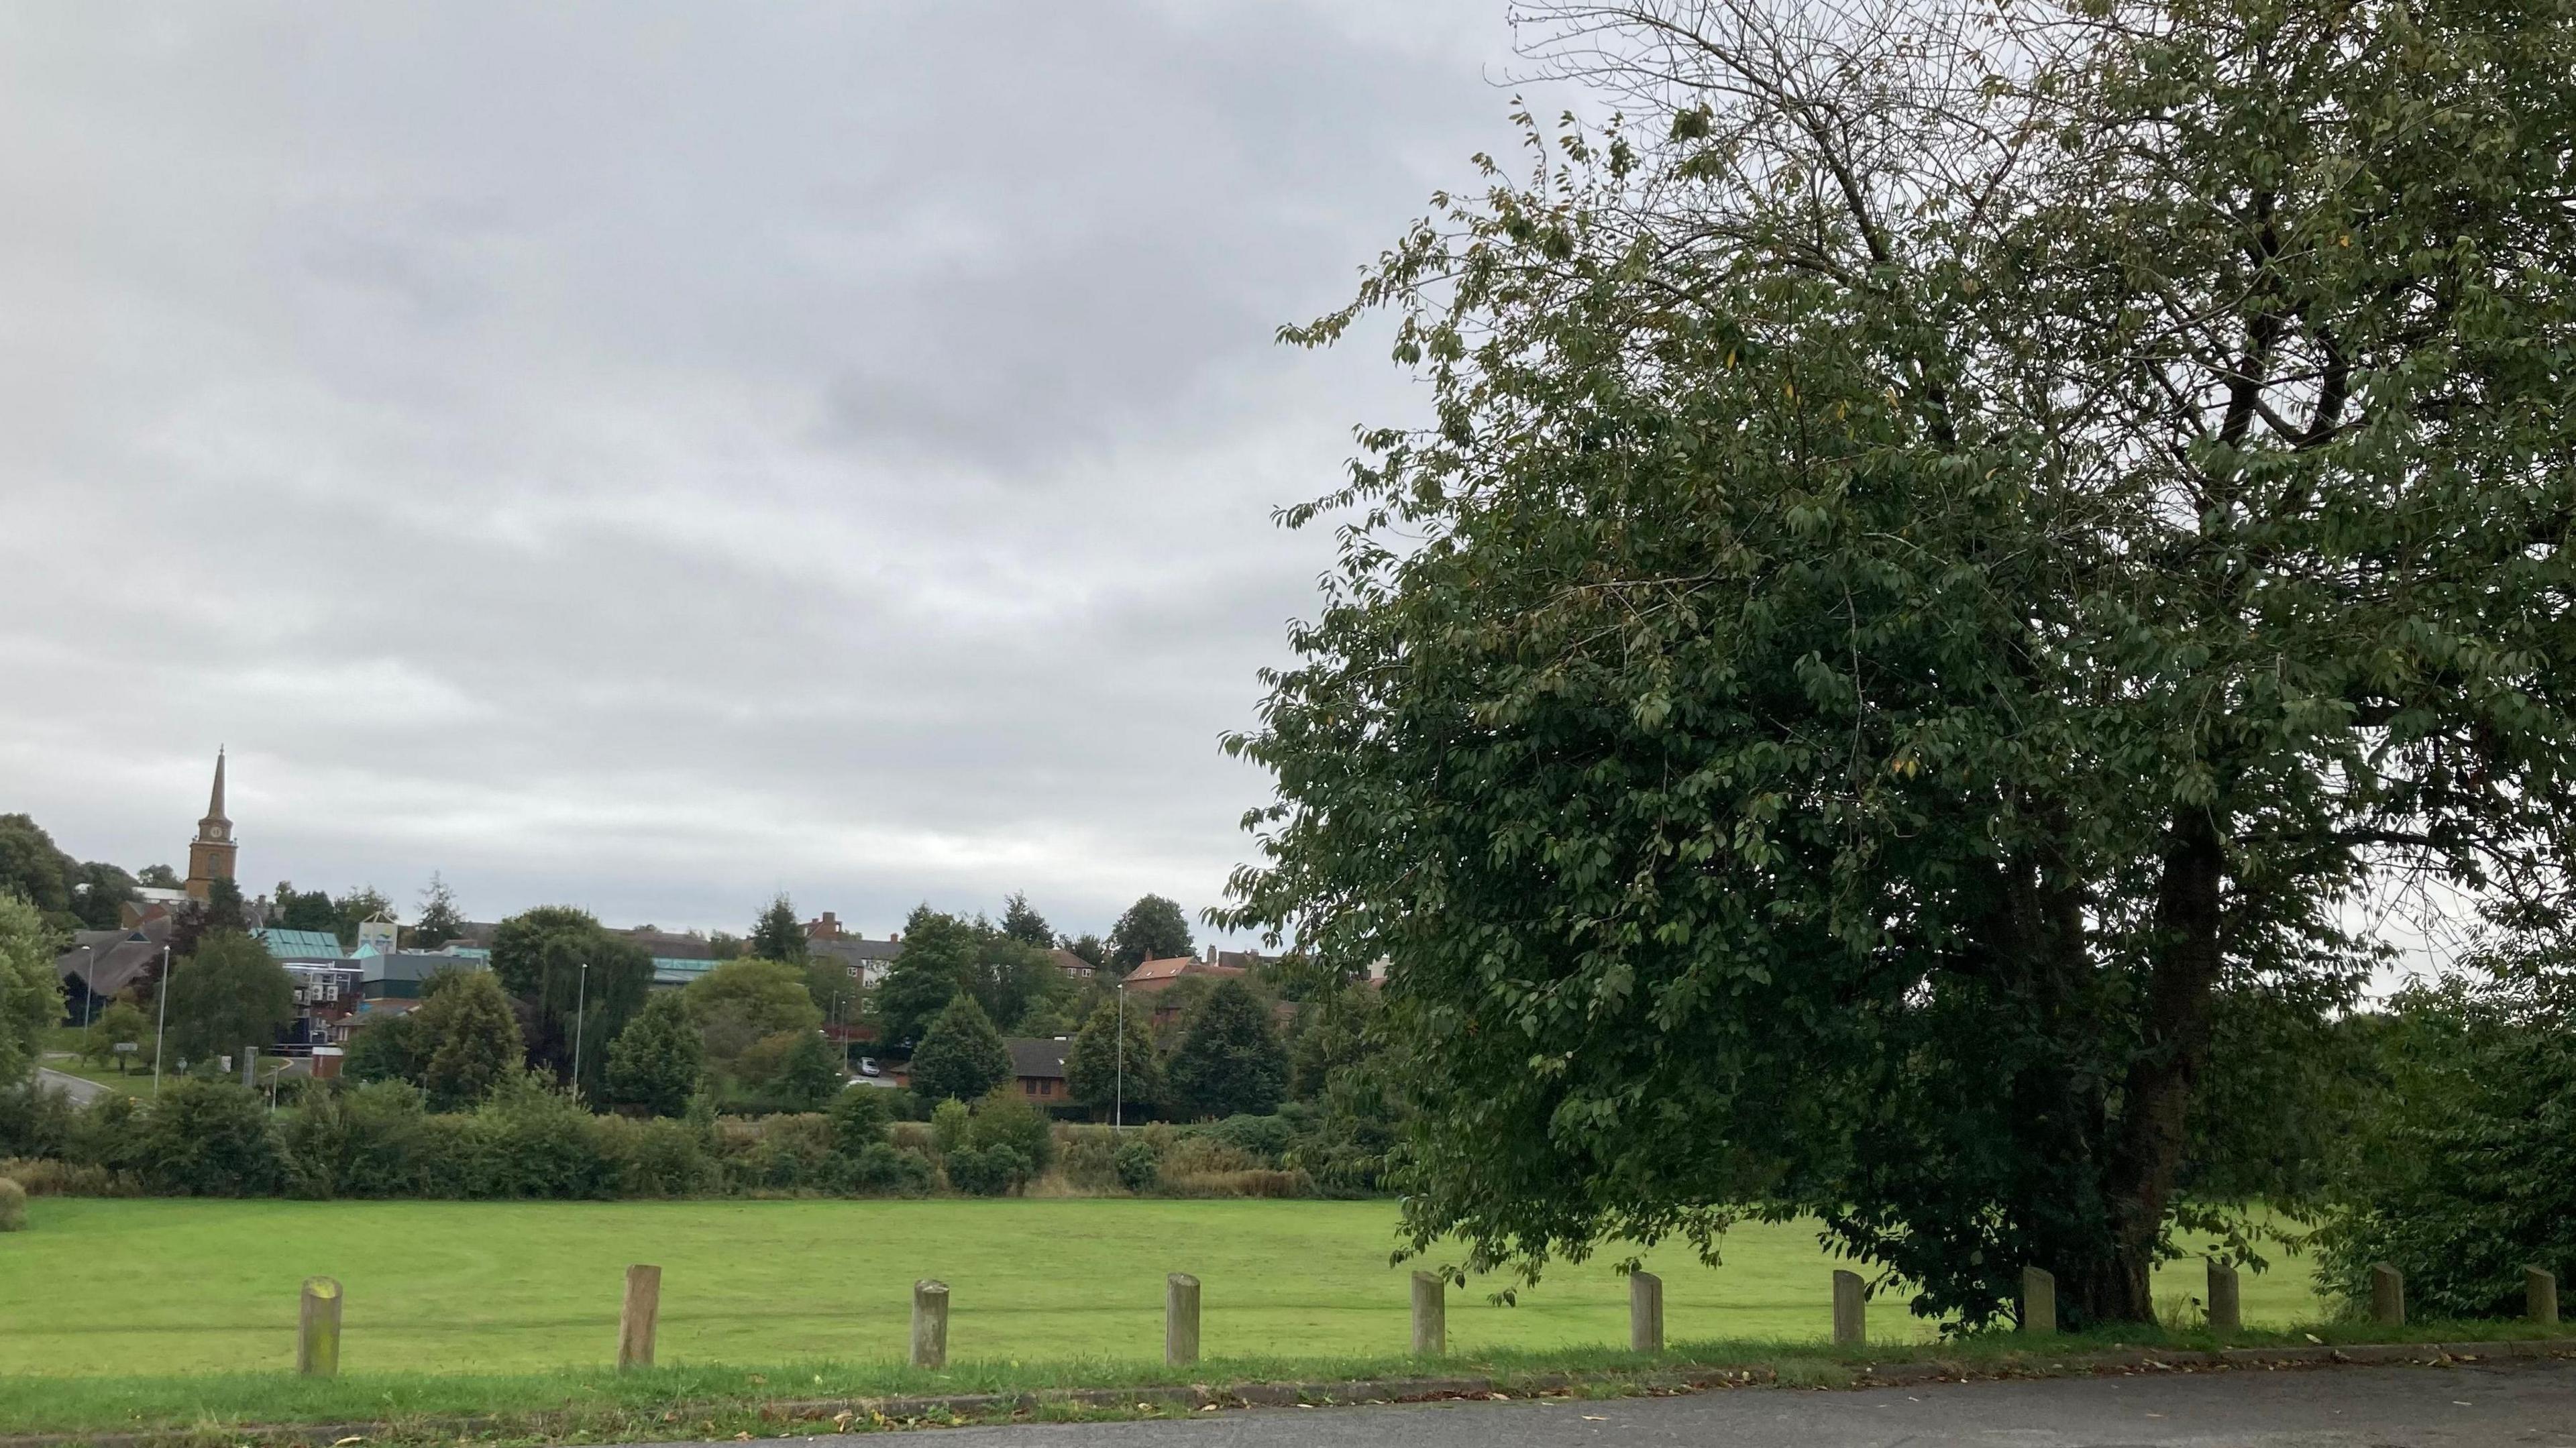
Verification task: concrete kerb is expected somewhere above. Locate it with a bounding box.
[8,1340,2572,1448]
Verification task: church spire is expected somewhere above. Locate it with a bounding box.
[206,746,228,825]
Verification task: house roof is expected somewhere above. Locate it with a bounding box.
[56,920,171,999]
[363,952,486,985]
[1046,948,1096,977]
[812,936,904,964]
[1006,1037,1071,1080]
[623,928,719,960]
[1121,955,1245,990]
[258,927,346,962]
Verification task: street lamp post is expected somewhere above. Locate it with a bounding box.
[78,946,95,1029]
[1114,976,1126,1131]
[152,945,170,1096]
[570,960,590,1101]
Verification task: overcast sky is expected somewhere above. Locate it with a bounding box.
[0,1,1562,943]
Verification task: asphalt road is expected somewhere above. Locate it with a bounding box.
[648,1358,2576,1448]
[33,1064,109,1107]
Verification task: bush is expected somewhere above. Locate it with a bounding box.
[928,1097,973,1156]
[0,1177,25,1230]
[888,1120,936,1153]
[0,1084,77,1162]
[847,1142,935,1196]
[945,1143,1030,1196]
[282,1080,429,1198]
[968,1088,1055,1175]
[469,1070,617,1199]
[0,1158,131,1196]
[736,1113,839,1191]
[825,1087,893,1156]
[1208,1113,1297,1166]
[600,1115,721,1197]
[1113,1138,1159,1194]
[134,1079,283,1196]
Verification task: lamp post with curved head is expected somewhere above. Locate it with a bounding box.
[1114,974,1126,1131]
[77,945,95,1029]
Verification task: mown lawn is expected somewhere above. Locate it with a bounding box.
[0,1197,2326,1378]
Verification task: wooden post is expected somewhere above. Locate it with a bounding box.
[618,1264,660,1370]
[297,1276,343,1377]
[912,1279,950,1369]
[1628,1271,1664,1354]
[2530,1267,2559,1326]
[1409,1271,1445,1357]
[2020,1266,2056,1335]
[2370,1262,2404,1327]
[2206,1259,2241,1335]
[1831,1269,1865,1348]
[1165,1273,1200,1367]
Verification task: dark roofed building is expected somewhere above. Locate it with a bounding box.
[810,933,903,987]
[1004,1036,1071,1103]
[55,917,174,1017]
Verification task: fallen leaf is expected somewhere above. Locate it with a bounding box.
[1581,1414,1608,1421]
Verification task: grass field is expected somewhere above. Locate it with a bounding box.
[0,1197,2331,1378]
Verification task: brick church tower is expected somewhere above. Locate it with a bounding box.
[184,748,237,902]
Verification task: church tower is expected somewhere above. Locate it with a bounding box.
[184,748,238,901]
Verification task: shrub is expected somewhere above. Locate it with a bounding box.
[0,1177,24,1231]
[1058,1130,1119,1190]
[600,1115,721,1198]
[0,1084,76,1161]
[64,1093,146,1176]
[928,1097,973,1156]
[134,1078,284,1196]
[282,1080,428,1198]
[825,1086,893,1156]
[945,1143,1030,1196]
[888,1120,936,1153]
[1208,1113,1297,1166]
[1113,1138,1159,1194]
[606,991,702,1118]
[969,1088,1055,1175]
[470,1070,616,1199]
[848,1142,935,1196]
[738,1113,838,1191]
[0,1158,130,1196]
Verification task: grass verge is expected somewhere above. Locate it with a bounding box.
[5,1321,2568,1445]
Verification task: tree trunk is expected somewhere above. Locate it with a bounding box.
[2097,808,2226,1322]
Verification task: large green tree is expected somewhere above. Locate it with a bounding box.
[1224,0,2576,1327]
[908,994,1012,1107]
[999,892,1054,949]
[164,930,295,1066]
[1065,996,1163,1121]
[1165,978,1288,1121]
[0,892,64,1084]
[488,906,653,1099]
[417,969,523,1111]
[871,904,977,1051]
[606,989,704,1117]
[1106,895,1193,974]
[411,873,466,950]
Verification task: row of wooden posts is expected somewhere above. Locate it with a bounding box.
[285,1259,2563,1378]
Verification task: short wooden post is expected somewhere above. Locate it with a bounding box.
[2370,1262,2404,1327]
[1628,1270,1664,1354]
[2021,1266,2056,1335]
[618,1264,661,1370]
[2529,1267,2559,1326]
[297,1276,343,1377]
[912,1279,950,1369]
[2206,1259,2241,1335]
[1165,1272,1201,1366]
[1409,1271,1445,1356]
[1831,1269,1866,1347]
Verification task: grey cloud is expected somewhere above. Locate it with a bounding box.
[0,0,1564,941]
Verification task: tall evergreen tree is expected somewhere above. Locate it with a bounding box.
[999,892,1054,948]
[908,994,1012,1107]
[411,873,466,950]
[605,989,703,1117]
[1165,979,1287,1121]
[1065,996,1162,1121]
[750,893,808,962]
